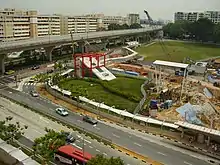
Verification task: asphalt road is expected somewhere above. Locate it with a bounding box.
[0,97,144,165]
[0,84,217,165]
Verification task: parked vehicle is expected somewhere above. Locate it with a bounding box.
[5,70,15,75]
[55,107,69,116]
[32,65,40,70]
[214,82,220,87]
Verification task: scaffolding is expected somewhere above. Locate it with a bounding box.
[73,53,106,78]
[153,60,189,102]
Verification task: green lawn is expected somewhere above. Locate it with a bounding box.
[136,41,220,62]
[58,77,145,113]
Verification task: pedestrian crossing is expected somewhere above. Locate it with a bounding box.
[23,82,45,86]
[23,82,37,86]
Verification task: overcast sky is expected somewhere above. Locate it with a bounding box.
[0,0,220,20]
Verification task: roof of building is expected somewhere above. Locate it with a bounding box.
[175,121,220,137]
[153,60,189,69]
[0,139,40,165]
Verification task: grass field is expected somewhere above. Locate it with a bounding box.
[59,77,145,112]
[136,41,220,62]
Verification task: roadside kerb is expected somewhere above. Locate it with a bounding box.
[113,144,163,165]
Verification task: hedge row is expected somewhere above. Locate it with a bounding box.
[82,78,141,102]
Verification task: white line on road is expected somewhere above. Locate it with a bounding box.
[157,152,167,156]
[76,140,80,143]
[40,116,49,123]
[84,139,91,144]
[95,127,100,130]
[89,146,93,149]
[134,142,142,147]
[112,133,120,138]
[184,161,193,165]
[103,153,107,156]
[77,119,83,123]
[96,149,100,152]
[33,129,44,135]
[72,143,82,150]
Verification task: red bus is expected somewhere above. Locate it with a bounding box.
[54,145,92,165]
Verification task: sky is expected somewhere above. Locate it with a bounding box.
[0,0,220,20]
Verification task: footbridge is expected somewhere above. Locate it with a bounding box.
[0,26,162,73]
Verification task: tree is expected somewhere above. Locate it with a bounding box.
[87,155,124,165]
[108,23,122,30]
[213,23,220,43]
[0,116,28,142]
[193,18,214,41]
[121,24,129,29]
[129,23,142,29]
[32,128,66,163]
[97,27,106,31]
[54,61,63,73]
[52,73,62,85]
[71,86,88,109]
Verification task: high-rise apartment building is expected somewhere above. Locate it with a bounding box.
[128,14,140,25]
[174,11,220,24]
[0,8,134,41]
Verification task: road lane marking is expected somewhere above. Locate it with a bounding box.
[112,133,120,138]
[134,142,142,147]
[77,119,83,123]
[184,161,193,165]
[76,140,80,143]
[84,139,91,144]
[72,143,82,150]
[96,149,100,152]
[89,146,93,148]
[40,116,49,123]
[103,153,107,156]
[95,127,100,130]
[157,152,167,156]
[33,129,43,135]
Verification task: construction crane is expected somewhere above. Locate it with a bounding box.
[144,10,171,60]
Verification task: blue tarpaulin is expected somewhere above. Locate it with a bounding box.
[176,103,203,125]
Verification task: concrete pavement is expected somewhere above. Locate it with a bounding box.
[0,97,146,165]
[0,86,217,165]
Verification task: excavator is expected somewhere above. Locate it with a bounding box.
[144,10,171,60]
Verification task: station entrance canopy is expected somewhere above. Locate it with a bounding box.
[153,60,189,69]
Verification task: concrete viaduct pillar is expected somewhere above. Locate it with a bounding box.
[0,54,6,74]
[44,46,54,62]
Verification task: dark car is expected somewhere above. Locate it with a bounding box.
[83,115,98,125]
[32,65,40,70]
[61,132,76,143]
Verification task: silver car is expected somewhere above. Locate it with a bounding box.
[30,91,39,97]
[55,108,69,116]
